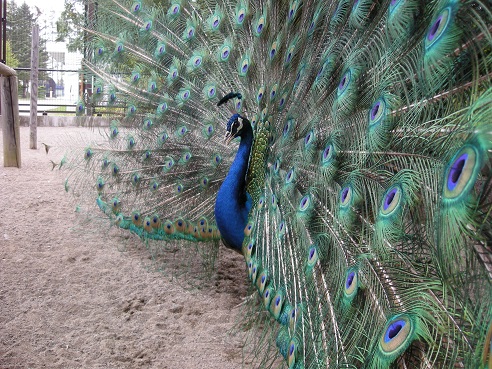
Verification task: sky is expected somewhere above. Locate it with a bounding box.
[16,0,66,19]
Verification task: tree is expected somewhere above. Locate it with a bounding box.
[7,1,34,97]
[7,1,49,97]
[56,0,84,53]
[5,40,19,68]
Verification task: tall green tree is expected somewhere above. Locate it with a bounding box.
[5,40,19,68]
[7,1,50,97]
[7,1,33,97]
[56,0,84,53]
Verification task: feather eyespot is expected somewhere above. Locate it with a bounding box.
[340,186,352,207]
[256,270,267,292]
[288,341,296,367]
[369,98,386,127]
[269,41,277,60]
[127,105,136,115]
[258,196,265,209]
[163,157,174,172]
[277,220,285,238]
[169,4,179,15]
[84,148,94,160]
[200,177,209,187]
[128,136,136,149]
[425,7,451,49]
[157,102,168,114]
[256,16,265,35]
[204,124,214,138]
[220,46,230,61]
[304,130,314,147]
[321,144,334,164]
[175,183,184,194]
[338,69,351,95]
[344,270,358,297]
[273,159,280,173]
[285,168,294,184]
[270,291,284,320]
[378,314,416,359]
[192,56,202,67]
[443,145,480,202]
[299,195,310,212]
[305,245,319,273]
[148,81,157,92]
[244,222,253,236]
[257,86,265,103]
[155,42,166,58]
[279,96,286,108]
[159,132,168,145]
[96,177,104,191]
[84,148,93,159]
[240,59,249,75]
[131,173,141,185]
[283,123,289,136]
[236,9,246,24]
[177,125,188,136]
[143,118,153,130]
[111,198,121,213]
[381,186,402,216]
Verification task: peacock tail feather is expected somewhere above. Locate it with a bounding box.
[57,0,492,367]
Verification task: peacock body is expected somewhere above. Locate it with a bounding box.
[60,0,492,367]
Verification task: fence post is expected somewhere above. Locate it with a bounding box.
[29,24,39,149]
[1,63,21,168]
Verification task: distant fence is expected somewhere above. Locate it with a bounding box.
[0,1,131,118]
[1,0,88,116]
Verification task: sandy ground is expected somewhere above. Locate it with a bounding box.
[0,126,254,368]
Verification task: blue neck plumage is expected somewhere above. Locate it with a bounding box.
[214,117,253,252]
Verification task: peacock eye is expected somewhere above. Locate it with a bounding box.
[338,70,351,94]
[340,186,352,207]
[426,7,451,47]
[369,98,386,127]
[308,21,315,32]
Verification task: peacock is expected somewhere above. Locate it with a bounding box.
[57,0,492,367]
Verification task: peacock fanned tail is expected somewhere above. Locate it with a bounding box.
[59,0,492,368]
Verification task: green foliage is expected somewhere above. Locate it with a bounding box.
[5,40,18,68]
[56,0,84,53]
[7,1,49,97]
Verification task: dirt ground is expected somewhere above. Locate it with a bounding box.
[0,126,254,369]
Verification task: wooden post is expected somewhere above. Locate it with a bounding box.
[29,24,39,150]
[0,63,21,168]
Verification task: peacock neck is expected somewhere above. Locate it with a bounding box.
[215,122,254,252]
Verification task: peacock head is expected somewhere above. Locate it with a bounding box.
[224,113,251,144]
